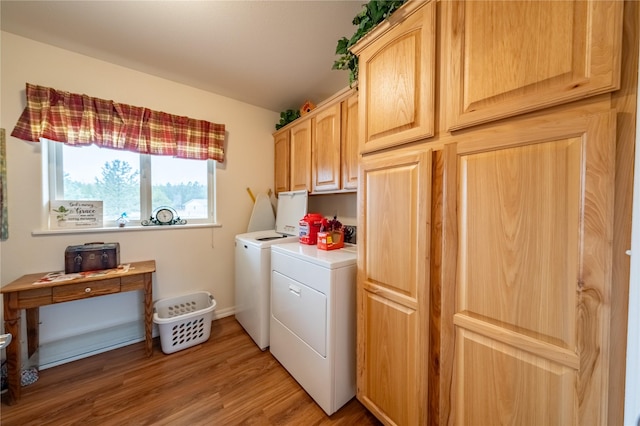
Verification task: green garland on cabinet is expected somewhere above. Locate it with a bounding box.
[276,1,405,130]
[275,109,301,130]
[332,0,407,86]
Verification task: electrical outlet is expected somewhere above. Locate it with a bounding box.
[343,225,357,244]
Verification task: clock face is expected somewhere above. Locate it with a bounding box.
[141,206,184,227]
[156,208,174,224]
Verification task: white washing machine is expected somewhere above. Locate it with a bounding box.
[269,242,357,416]
[235,190,307,350]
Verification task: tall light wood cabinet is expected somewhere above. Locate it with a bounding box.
[357,147,432,426]
[274,130,290,195]
[437,2,625,423]
[289,119,312,192]
[350,0,630,425]
[353,2,436,424]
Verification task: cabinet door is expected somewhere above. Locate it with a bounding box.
[289,119,311,192]
[357,148,432,426]
[312,103,341,192]
[441,110,616,425]
[443,0,623,131]
[342,94,359,190]
[273,130,290,195]
[353,1,436,154]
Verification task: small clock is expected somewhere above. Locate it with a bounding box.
[141,206,186,226]
[155,207,175,225]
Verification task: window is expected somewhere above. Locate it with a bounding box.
[12,84,225,230]
[48,141,216,227]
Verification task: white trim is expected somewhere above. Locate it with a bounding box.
[38,308,236,369]
[140,153,152,217]
[209,160,217,223]
[31,222,221,236]
[45,140,217,228]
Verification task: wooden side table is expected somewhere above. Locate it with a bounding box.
[1,260,156,405]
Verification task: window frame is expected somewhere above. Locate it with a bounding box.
[46,140,217,229]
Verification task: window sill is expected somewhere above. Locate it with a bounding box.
[32,222,221,236]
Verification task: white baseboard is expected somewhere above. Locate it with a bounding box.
[38,321,145,369]
[37,306,236,370]
[212,306,235,320]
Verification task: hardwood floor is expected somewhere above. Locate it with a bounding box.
[1,316,381,426]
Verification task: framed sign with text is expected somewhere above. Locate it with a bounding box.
[50,200,103,229]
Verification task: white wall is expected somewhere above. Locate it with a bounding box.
[0,32,278,362]
[308,192,357,228]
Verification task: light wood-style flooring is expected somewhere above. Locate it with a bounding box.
[1,316,381,425]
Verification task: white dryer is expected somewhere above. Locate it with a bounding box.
[270,242,357,416]
[234,190,307,350]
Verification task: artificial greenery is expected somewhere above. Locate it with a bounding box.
[276,1,404,130]
[275,108,301,130]
[333,0,406,86]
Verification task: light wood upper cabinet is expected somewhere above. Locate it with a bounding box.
[274,90,358,195]
[440,109,616,425]
[312,95,360,192]
[341,94,359,190]
[289,119,312,192]
[357,147,432,426]
[312,102,341,192]
[273,130,290,195]
[443,0,623,131]
[351,1,436,154]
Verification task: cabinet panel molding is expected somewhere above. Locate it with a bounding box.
[289,119,312,192]
[441,109,616,425]
[312,102,341,192]
[455,329,575,425]
[459,138,582,348]
[357,147,432,426]
[342,94,359,190]
[353,0,436,153]
[274,130,290,195]
[443,0,623,131]
[359,291,417,426]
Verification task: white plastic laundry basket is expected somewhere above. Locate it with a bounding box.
[153,291,217,354]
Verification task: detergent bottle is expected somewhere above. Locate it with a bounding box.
[299,213,323,245]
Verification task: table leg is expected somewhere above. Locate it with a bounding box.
[144,272,153,356]
[26,308,39,358]
[3,293,21,405]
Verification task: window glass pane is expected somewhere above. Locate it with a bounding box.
[150,156,208,219]
[62,144,141,220]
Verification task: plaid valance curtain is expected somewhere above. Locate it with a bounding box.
[11,83,226,162]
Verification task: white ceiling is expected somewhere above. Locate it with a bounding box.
[0,0,366,113]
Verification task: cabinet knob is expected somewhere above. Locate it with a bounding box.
[85,287,91,293]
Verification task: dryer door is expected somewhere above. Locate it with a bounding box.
[271,270,327,357]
